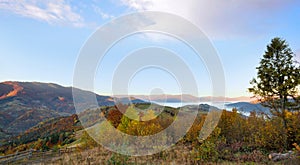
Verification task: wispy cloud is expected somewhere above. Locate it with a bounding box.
[120,0,299,39]
[0,0,84,27]
[92,5,114,20]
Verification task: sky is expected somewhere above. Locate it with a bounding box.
[0,0,300,97]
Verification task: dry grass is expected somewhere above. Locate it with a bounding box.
[16,144,294,165]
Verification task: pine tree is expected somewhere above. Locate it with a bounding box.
[249,37,300,125]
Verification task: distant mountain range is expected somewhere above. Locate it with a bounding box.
[0,81,268,142]
[116,95,270,114]
[0,81,145,138]
[115,94,252,103]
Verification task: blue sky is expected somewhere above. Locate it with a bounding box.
[0,0,300,97]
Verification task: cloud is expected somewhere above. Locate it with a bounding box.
[0,0,84,27]
[120,0,299,39]
[92,5,114,20]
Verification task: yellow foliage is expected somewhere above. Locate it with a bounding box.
[124,105,139,120]
[141,109,157,121]
[293,143,300,153]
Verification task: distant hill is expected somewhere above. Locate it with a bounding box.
[225,102,270,114]
[0,114,83,152]
[181,104,221,112]
[0,81,145,139]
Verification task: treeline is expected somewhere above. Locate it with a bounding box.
[186,109,300,162]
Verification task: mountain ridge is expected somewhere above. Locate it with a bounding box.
[0,81,263,141]
[0,81,145,139]
[114,94,253,103]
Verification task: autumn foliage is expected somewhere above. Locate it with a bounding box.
[2,103,300,163]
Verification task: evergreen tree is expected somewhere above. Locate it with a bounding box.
[249,37,300,125]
